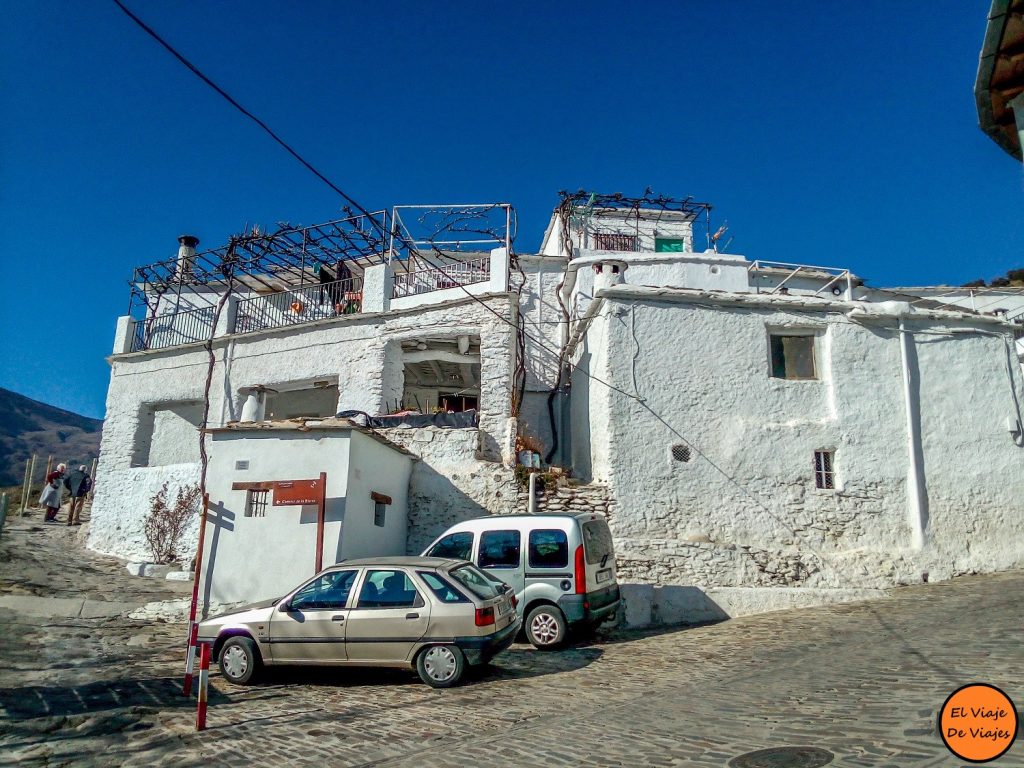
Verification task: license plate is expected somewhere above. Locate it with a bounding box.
[497,599,512,617]
[597,569,612,583]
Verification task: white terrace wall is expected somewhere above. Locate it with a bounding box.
[574,289,1024,601]
[199,428,413,608]
[90,294,516,561]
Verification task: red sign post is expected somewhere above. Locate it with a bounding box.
[272,472,328,573]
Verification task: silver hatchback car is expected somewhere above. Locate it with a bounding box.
[197,557,521,688]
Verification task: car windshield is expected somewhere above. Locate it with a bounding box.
[449,564,502,600]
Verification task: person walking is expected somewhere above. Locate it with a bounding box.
[64,465,92,526]
[39,463,66,523]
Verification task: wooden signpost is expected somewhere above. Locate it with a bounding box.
[272,472,328,573]
[185,472,329,696]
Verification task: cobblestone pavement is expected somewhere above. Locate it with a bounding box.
[1,513,1021,767]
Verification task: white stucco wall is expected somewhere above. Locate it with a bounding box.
[567,252,751,326]
[89,463,201,561]
[342,430,412,561]
[199,427,413,607]
[573,287,1024,593]
[201,430,352,606]
[146,402,203,466]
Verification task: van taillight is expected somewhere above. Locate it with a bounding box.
[475,606,495,626]
[574,544,586,594]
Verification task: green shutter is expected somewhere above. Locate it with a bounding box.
[655,238,685,252]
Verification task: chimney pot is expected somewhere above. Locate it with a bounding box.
[178,234,200,249]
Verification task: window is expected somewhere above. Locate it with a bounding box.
[417,571,469,603]
[357,570,422,609]
[528,529,569,568]
[438,393,479,413]
[814,450,836,490]
[655,237,686,253]
[427,532,474,561]
[769,333,817,380]
[245,489,269,517]
[290,570,357,610]
[449,564,502,600]
[581,520,614,565]
[670,444,692,463]
[592,232,639,251]
[374,502,386,527]
[478,530,521,569]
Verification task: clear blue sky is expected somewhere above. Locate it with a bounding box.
[1,1,1021,420]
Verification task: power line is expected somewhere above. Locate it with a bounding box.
[110,0,382,232]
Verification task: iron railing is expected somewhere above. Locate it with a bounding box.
[392,256,491,298]
[591,232,639,252]
[748,260,854,299]
[233,278,363,334]
[130,305,217,352]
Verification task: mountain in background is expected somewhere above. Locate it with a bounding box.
[0,387,103,487]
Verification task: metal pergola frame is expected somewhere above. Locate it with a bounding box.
[128,211,390,318]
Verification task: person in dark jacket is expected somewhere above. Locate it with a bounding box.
[64,465,92,526]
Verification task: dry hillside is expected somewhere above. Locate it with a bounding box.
[0,387,102,486]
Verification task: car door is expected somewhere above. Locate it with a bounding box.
[476,528,526,598]
[268,569,358,664]
[344,568,430,663]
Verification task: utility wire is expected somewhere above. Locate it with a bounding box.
[110,0,382,233]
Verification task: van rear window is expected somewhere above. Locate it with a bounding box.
[581,520,614,565]
[529,529,568,568]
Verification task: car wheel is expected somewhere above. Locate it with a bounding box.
[219,636,260,685]
[526,605,567,649]
[416,644,465,688]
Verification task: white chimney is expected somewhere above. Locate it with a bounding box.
[240,387,268,422]
[176,234,200,281]
[593,259,628,293]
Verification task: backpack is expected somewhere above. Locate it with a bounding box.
[81,475,93,494]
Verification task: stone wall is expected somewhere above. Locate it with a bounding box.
[378,426,615,554]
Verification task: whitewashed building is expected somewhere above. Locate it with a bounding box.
[91,194,1024,621]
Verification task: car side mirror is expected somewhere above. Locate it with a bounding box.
[278,600,292,613]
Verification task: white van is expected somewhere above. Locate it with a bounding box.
[422,513,620,648]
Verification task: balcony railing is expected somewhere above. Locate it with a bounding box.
[131,305,216,352]
[392,256,490,299]
[591,232,639,252]
[233,278,363,334]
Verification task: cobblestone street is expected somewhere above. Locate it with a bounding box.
[0,515,1021,767]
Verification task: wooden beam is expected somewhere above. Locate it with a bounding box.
[402,350,477,365]
[370,491,392,505]
[427,360,444,385]
[231,481,275,491]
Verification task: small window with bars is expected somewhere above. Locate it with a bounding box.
[813,450,835,490]
[245,489,269,517]
[374,501,386,527]
[592,232,639,252]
